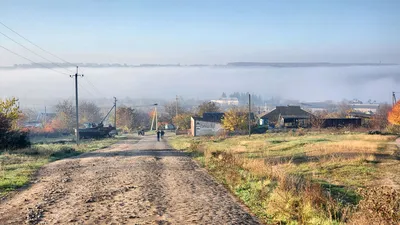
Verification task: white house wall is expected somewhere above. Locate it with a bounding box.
[195,120,223,136]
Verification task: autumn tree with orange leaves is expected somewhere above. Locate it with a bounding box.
[388,103,400,125]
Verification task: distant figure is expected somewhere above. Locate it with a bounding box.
[161,130,165,139]
[138,129,145,136]
[156,130,161,141]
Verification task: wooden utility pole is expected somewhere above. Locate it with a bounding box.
[150,103,158,131]
[176,95,179,117]
[70,66,83,145]
[248,93,251,137]
[113,97,117,129]
[155,105,158,130]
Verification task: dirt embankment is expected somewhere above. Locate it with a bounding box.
[0,136,259,225]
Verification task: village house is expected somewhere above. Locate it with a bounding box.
[260,106,313,128]
[191,112,225,136]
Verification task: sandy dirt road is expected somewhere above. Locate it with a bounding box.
[0,136,260,225]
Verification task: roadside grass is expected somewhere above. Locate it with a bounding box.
[168,132,400,224]
[0,136,125,197]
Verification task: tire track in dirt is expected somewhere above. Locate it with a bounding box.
[0,137,260,224]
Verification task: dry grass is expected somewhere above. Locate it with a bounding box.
[168,131,400,224]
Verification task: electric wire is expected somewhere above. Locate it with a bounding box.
[0,44,69,76]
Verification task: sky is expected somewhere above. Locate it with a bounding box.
[0,0,399,65]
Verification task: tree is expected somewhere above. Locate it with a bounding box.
[0,97,20,128]
[0,100,30,150]
[336,101,352,118]
[222,107,249,132]
[163,102,185,123]
[311,111,328,129]
[372,104,391,130]
[0,113,11,136]
[79,101,102,124]
[221,92,227,98]
[132,110,151,130]
[18,108,37,127]
[173,113,192,130]
[53,100,75,132]
[388,102,400,125]
[116,106,136,131]
[196,101,221,116]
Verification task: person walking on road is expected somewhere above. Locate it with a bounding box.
[156,130,161,141]
[161,130,165,139]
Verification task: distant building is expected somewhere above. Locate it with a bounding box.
[23,121,43,128]
[322,118,362,128]
[211,98,239,106]
[300,102,335,112]
[36,112,57,123]
[260,106,313,128]
[350,104,379,114]
[191,112,225,136]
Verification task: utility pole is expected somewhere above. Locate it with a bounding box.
[44,106,47,125]
[70,66,83,145]
[248,93,251,137]
[150,103,158,131]
[155,105,158,130]
[113,97,117,130]
[176,95,179,117]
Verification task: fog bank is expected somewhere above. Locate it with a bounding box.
[1,65,399,104]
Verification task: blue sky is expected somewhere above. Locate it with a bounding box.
[1,0,399,65]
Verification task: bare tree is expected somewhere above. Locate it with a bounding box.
[163,101,185,123]
[311,110,328,129]
[196,101,221,116]
[336,101,352,118]
[372,104,391,130]
[79,101,102,124]
[54,100,75,132]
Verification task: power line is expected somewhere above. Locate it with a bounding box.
[0,30,74,74]
[78,82,96,98]
[0,44,69,76]
[84,77,103,96]
[0,21,76,68]
[0,21,104,97]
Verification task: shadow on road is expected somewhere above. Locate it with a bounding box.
[77,148,190,159]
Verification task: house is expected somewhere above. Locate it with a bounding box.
[211,98,239,106]
[350,104,379,114]
[322,118,362,128]
[260,106,313,128]
[36,112,57,123]
[191,112,224,136]
[300,102,335,112]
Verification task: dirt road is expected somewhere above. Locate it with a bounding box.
[0,136,260,225]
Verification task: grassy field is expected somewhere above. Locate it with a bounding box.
[0,137,124,198]
[169,131,400,224]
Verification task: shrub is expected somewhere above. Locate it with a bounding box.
[0,130,30,150]
[350,187,400,224]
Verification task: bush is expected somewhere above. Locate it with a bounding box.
[0,130,30,150]
[385,124,400,134]
[350,187,400,224]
